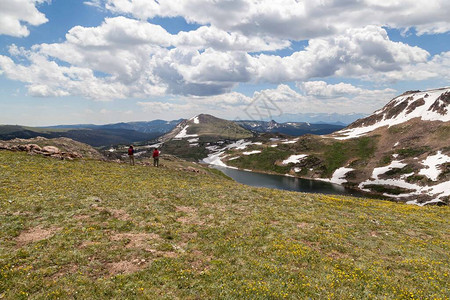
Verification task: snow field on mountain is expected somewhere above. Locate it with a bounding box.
[174,125,199,139]
[335,88,450,140]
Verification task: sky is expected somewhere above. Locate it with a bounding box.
[0,0,450,126]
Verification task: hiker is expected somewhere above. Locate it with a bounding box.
[152,148,160,167]
[128,145,135,165]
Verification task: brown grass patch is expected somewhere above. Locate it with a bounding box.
[15,226,59,246]
[107,260,148,276]
[176,206,206,225]
[110,232,160,249]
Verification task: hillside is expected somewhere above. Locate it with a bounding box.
[159,114,253,161]
[0,136,104,160]
[205,88,450,206]
[0,119,183,148]
[0,125,162,147]
[161,114,253,142]
[0,150,449,299]
[236,120,344,136]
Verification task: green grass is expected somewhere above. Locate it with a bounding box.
[227,147,292,174]
[322,137,377,177]
[0,151,449,299]
[396,147,431,158]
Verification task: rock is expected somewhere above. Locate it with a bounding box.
[28,144,42,152]
[42,146,60,154]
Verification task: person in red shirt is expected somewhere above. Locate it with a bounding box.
[128,145,135,166]
[152,148,160,167]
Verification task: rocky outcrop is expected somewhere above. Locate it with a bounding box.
[0,137,104,160]
[0,141,82,160]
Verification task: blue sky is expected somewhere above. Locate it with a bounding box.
[1,0,449,126]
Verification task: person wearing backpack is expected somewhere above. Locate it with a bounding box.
[152,148,160,167]
[128,145,135,166]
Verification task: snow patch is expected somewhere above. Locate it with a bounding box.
[320,167,354,185]
[193,116,199,124]
[174,125,199,139]
[243,150,262,155]
[282,154,308,165]
[281,138,299,144]
[371,161,407,180]
[418,151,450,181]
[203,139,253,167]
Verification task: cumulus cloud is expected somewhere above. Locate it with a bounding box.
[104,0,450,39]
[298,81,396,99]
[0,19,446,100]
[252,26,430,83]
[0,0,49,37]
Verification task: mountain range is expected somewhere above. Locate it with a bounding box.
[0,117,343,147]
[195,87,450,206]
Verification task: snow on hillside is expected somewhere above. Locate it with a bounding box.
[358,155,450,205]
[335,88,450,139]
[319,167,354,185]
[243,150,262,155]
[371,161,407,180]
[202,140,252,166]
[282,154,308,165]
[174,125,199,139]
[418,151,450,181]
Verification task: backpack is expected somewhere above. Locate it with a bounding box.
[128,147,134,155]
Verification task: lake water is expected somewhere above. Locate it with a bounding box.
[212,166,368,198]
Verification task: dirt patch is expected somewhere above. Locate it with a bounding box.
[107,260,148,276]
[177,216,205,225]
[110,232,160,249]
[15,226,59,246]
[327,250,349,260]
[73,214,91,220]
[176,206,197,213]
[110,209,131,221]
[297,222,311,229]
[176,206,206,225]
[187,250,212,273]
[92,206,131,221]
[52,264,79,280]
[79,241,100,248]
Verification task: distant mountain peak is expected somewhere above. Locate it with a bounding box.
[334,87,450,139]
[160,114,253,142]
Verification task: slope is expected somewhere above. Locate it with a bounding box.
[0,150,448,299]
[159,114,253,161]
[209,88,450,205]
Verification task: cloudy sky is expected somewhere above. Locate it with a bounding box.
[0,0,449,126]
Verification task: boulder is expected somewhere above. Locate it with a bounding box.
[42,146,60,154]
[28,144,42,152]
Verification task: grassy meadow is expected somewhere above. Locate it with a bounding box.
[0,150,449,299]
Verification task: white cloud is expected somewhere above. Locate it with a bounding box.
[0,0,49,37]
[298,81,396,99]
[0,20,446,100]
[252,26,430,83]
[104,0,450,39]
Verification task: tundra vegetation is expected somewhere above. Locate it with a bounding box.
[0,151,449,299]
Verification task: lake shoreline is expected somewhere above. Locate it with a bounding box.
[207,164,386,200]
